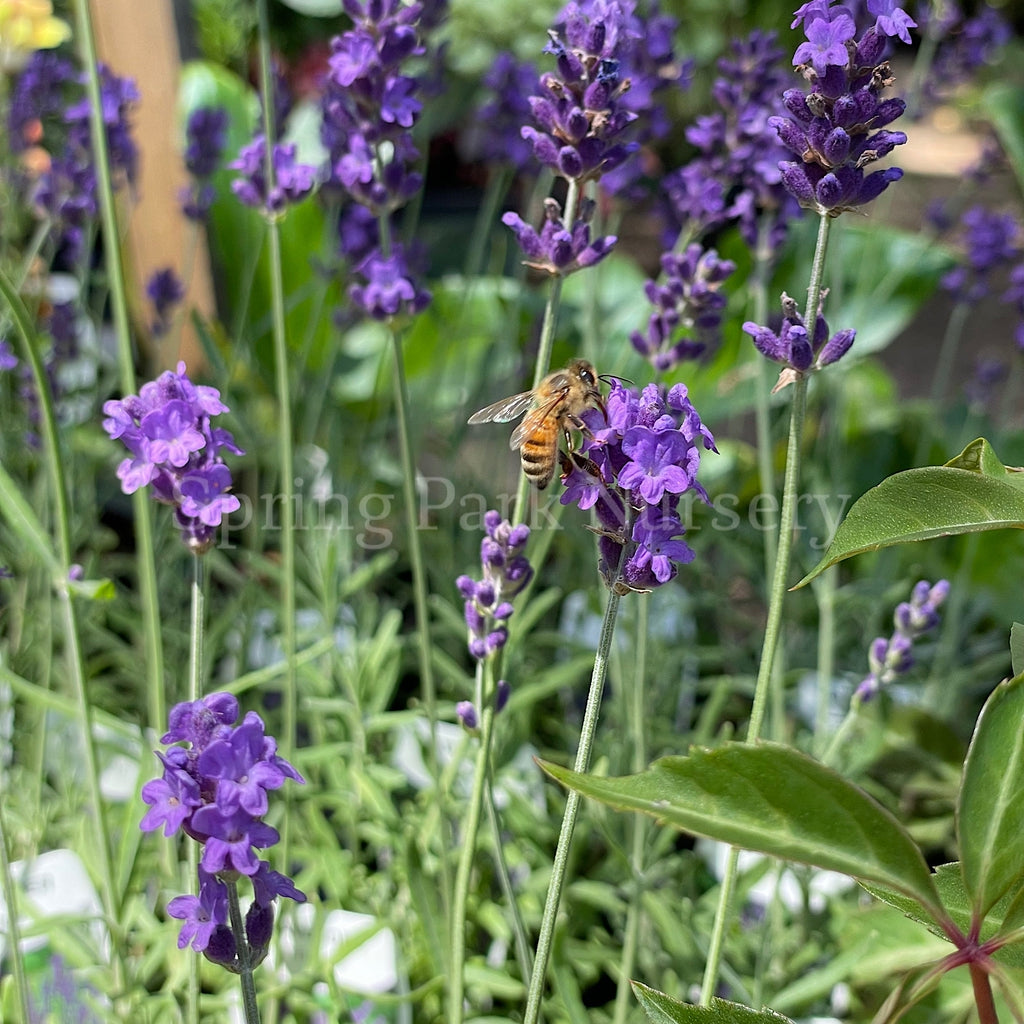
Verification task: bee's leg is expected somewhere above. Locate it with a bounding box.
[564,414,594,450]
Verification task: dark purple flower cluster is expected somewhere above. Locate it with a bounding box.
[0,340,17,372]
[146,268,185,338]
[916,2,1010,112]
[855,579,949,702]
[769,0,913,216]
[141,694,305,963]
[580,0,691,197]
[665,30,798,251]
[630,244,735,371]
[940,205,1021,305]
[467,54,540,174]
[230,135,317,214]
[102,362,244,553]
[321,0,425,211]
[561,381,715,591]
[349,246,430,320]
[503,197,616,278]
[743,292,855,377]
[320,0,432,320]
[456,511,534,662]
[519,0,638,186]
[10,53,138,259]
[180,105,229,221]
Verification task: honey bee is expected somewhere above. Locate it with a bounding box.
[468,359,606,489]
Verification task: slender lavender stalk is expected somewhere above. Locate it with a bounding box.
[141,694,306,1024]
[525,381,714,1022]
[701,0,917,1003]
[450,513,533,1023]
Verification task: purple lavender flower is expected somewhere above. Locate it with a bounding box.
[230,135,317,214]
[855,579,949,701]
[743,292,855,379]
[941,206,1021,304]
[574,0,693,197]
[916,2,1010,112]
[180,105,229,220]
[456,700,479,730]
[561,380,715,591]
[664,30,799,252]
[349,246,431,320]
[0,339,17,372]
[321,0,426,211]
[8,51,76,151]
[503,197,616,278]
[102,362,244,553]
[456,511,534,663]
[518,0,638,188]
[466,54,540,173]
[142,694,305,963]
[146,268,185,338]
[13,57,139,259]
[770,0,911,216]
[630,244,735,370]
[320,0,432,318]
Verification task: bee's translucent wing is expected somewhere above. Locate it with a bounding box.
[467,390,535,426]
[509,391,565,451]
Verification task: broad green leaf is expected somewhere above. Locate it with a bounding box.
[958,674,1024,918]
[863,863,1024,968]
[542,742,941,916]
[632,985,793,1024]
[1010,624,1024,679]
[797,441,1024,586]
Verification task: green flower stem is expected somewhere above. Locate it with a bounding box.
[226,878,262,1024]
[449,662,497,1024]
[0,803,31,1024]
[921,299,970,455]
[72,0,165,741]
[812,565,838,757]
[255,0,298,882]
[369,166,450,922]
[523,583,623,1024]
[612,598,649,1024]
[701,211,830,1004]
[512,177,582,528]
[484,778,533,981]
[821,704,860,768]
[187,555,206,1024]
[0,270,125,998]
[464,166,514,279]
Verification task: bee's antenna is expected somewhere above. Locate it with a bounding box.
[598,373,633,386]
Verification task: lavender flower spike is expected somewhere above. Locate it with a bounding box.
[102,362,244,553]
[771,0,913,216]
[743,291,855,381]
[456,511,533,664]
[561,380,715,592]
[142,695,305,965]
[855,579,949,702]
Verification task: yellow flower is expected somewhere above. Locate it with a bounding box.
[0,0,71,54]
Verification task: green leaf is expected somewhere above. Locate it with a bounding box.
[958,674,1024,918]
[1010,625,1024,679]
[542,742,942,916]
[632,985,793,1024]
[862,863,1024,967]
[796,440,1024,586]
[986,82,1024,197]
